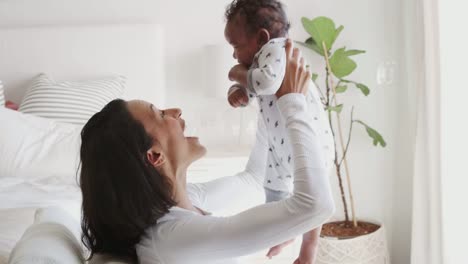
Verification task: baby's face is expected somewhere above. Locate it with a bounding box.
[224,16,259,67]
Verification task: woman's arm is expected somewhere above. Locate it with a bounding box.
[157,94,335,262]
[187,117,269,213]
[156,40,335,261]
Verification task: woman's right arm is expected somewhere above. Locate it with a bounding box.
[156,40,336,261]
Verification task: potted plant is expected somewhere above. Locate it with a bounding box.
[298,16,390,264]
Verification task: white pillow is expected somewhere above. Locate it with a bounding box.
[19,73,125,125]
[0,107,81,184]
[0,80,5,106]
[8,207,84,264]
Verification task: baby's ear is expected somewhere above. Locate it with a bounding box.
[257,29,271,46]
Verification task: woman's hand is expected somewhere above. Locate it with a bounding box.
[276,39,311,99]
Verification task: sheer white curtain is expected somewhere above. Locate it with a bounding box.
[407,0,444,263]
[439,1,468,264]
[408,0,468,263]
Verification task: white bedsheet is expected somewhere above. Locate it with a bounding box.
[0,177,82,264]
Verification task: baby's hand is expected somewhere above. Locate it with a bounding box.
[227,86,249,108]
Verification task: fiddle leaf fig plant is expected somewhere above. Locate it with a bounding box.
[298,16,386,228]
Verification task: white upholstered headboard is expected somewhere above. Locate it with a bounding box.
[0,23,165,106]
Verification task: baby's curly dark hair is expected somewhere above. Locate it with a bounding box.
[225,0,290,38]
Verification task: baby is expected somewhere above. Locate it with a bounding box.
[224,0,335,262]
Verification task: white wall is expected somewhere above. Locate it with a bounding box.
[0,0,411,262]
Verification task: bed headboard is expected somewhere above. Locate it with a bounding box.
[0,23,165,106]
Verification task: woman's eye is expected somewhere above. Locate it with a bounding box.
[161,110,165,118]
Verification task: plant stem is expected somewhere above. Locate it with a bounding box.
[323,49,349,223]
[339,107,355,167]
[325,70,331,106]
[328,110,349,223]
[332,80,342,105]
[322,41,358,228]
[315,84,327,105]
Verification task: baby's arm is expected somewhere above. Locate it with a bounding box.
[227,64,256,108]
[247,39,287,95]
[229,64,249,87]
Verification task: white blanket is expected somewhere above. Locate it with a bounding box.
[0,177,82,264]
[8,207,84,264]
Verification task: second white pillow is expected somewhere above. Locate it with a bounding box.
[19,73,125,125]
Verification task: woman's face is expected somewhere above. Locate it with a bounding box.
[127,100,206,171]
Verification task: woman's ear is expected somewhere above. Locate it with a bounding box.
[147,149,165,168]
[257,29,271,47]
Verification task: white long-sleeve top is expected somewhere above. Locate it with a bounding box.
[136,94,335,264]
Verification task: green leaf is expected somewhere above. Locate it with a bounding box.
[296,39,323,56]
[326,104,343,113]
[354,120,387,147]
[345,49,366,56]
[301,17,339,53]
[356,83,370,96]
[333,25,344,44]
[305,37,324,56]
[335,85,347,93]
[329,47,357,78]
[312,73,319,82]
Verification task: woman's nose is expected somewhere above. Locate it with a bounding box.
[168,108,182,118]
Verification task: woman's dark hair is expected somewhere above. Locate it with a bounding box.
[79,99,176,262]
[225,0,290,38]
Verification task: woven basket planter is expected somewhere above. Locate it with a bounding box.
[317,220,390,264]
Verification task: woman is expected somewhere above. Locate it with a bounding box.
[79,39,335,264]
